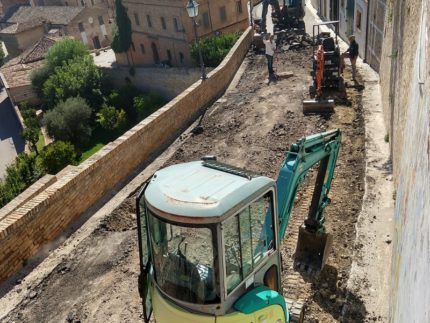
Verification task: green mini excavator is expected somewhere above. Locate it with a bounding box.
[136,129,341,323]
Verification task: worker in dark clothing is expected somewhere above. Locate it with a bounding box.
[340,35,359,80]
[261,0,282,33]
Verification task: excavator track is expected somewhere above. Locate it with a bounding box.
[285,298,305,323]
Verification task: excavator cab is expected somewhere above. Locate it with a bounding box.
[136,130,341,323]
[136,160,295,322]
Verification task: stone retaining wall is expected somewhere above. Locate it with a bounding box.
[0,27,254,282]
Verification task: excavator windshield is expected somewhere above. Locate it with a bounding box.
[147,210,220,305]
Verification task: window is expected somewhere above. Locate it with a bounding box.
[219,6,227,22]
[134,12,140,26]
[131,42,135,51]
[140,43,145,54]
[223,192,275,294]
[147,15,152,28]
[236,0,243,14]
[147,211,220,304]
[173,17,179,31]
[161,17,166,30]
[202,12,210,28]
[356,10,362,30]
[78,22,84,32]
[98,15,104,25]
[167,49,172,63]
[179,52,184,64]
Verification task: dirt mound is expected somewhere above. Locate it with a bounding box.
[96,198,136,233]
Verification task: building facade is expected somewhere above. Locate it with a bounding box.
[0,19,46,57]
[0,5,112,55]
[116,0,249,67]
[0,0,29,18]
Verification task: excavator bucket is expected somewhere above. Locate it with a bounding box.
[302,99,335,114]
[294,226,333,275]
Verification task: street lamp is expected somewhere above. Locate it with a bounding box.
[186,0,207,80]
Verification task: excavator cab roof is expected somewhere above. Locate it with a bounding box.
[144,160,275,224]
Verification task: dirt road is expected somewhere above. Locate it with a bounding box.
[2,44,367,322]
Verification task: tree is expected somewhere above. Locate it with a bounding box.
[0,153,43,208]
[133,93,165,121]
[43,97,92,146]
[21,127,40,155]
[111,0,132,64]
[0,41,5,66]
[31,39,89,95]
[191,33,240,67]
[96,104,127,131]
[45,38,89,71]
[39,141,77,174]
[42,56,106,108]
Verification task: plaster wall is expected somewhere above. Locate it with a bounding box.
[0,25,45,58]
[0,27,254,282]
[379,0,430,321]
[117,0,249,67]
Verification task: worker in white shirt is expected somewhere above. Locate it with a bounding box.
[263,33,276,78]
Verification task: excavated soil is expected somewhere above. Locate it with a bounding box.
[2,47,366,323]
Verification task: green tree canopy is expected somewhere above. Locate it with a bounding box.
[43,97,92,146]
[96,104,127,131]
[39,141,77,174]
[111,0,132,53]
[32,39,89,95]
[133,93,165,121]
[0,41,5,66]
[42,56,106,108]
[21,127,40,155]
[0,153,42,208]
[45,38,89,70]
[191,33,240,67]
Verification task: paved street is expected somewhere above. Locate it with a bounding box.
[0,89,25,179]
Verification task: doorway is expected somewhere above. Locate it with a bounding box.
[151,42,160,64]
[93,36,101,49]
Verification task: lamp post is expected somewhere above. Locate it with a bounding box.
[186,0,207,80]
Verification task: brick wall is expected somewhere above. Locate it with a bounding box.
[379,0,430,321]
[0,26,253,282]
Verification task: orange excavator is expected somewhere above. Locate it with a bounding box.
[303,21,342,113]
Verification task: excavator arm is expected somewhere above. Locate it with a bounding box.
[276,129,341,241]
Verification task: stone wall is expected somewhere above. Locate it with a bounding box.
[379,0,430,321]
[0,26,254,282]
[105,66,210,100]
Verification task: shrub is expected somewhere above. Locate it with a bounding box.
[0,153,43,208]
[43,97,92,146]
[133,93,165,121]
[42,56,106,109]
[96,104,128,131]
[45,38,89,70]
[191,33,240,67]
[40,141,77,174]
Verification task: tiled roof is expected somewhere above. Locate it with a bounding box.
[0,18,45,34]
[6,6,84,25]
[0,35,62,88]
